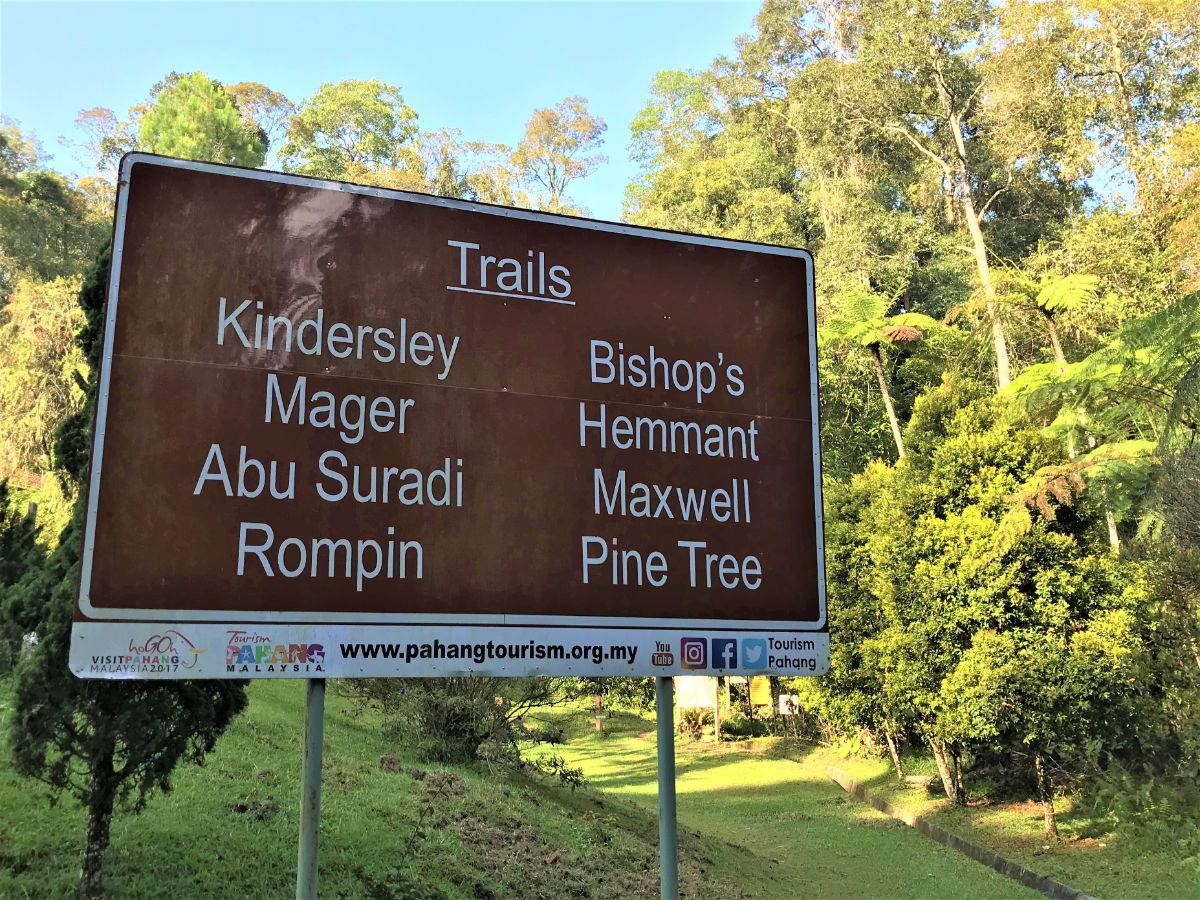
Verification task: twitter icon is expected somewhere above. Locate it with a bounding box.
[741,638,768,670]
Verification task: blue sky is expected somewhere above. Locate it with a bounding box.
[0,1,758,220]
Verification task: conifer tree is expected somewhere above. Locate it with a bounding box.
[0,480,44,669]
[138,72,266,167]
[6,246,247,900]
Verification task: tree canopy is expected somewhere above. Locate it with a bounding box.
[138,72,266,166]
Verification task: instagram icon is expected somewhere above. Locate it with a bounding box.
[680,638,708,670]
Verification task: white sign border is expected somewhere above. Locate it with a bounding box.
[78,153,827,633]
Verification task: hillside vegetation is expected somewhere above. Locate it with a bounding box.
[0,680,1041,899]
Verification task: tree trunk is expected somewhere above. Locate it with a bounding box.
[884,728,904,781]
[1034,752,1059,840]
[871,345,906,458]
[950,748,966,802]
[928,739,963,805]
[79,742,117,900]
[858,726,877,757]
[938,81,1011,392]
[959,189,1011,390]
[1105,507,1121,555]
[1042,310,1067,367]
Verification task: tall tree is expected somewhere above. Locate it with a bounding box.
[626,67,809,249]
[848,0,1087,389]
[225,82,295,156]
[0,276,88,486]
[0,122,109,286]
[1021,273,1101,367]
[1052,0,1200,216]
[511,97,606,213]
[137,72,266,167]
[821,288,938,458]
[0,118,42,186]
[280,79,419,179]
[70,108,137,181]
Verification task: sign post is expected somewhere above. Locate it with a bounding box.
[296,678,325,900]
[655,676,679,900]
[72,153,828,897]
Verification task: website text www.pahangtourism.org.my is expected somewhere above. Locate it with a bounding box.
[337,637,639,666]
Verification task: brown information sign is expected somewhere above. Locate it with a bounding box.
[71,154,826,679]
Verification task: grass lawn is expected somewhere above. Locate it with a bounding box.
[0,680,746,899]
[828,750,1200,900]
[3,679,1192,898]
[530,706,1037,899]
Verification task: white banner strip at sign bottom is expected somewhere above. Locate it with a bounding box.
[69,623,830,679]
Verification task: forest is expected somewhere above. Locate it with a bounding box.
[1,0,1198,895]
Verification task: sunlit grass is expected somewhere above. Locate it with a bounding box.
[529,706,1037,899]
[3,682,1190,898]
[816,744,1200,899]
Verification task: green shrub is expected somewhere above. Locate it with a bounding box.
[1085,767,1200,866]
[720,716,770,739]
[678,707,713,741]
[342,677,571,764]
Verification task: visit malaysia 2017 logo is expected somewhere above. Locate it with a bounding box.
[226,630,325,674]
[88,630,203,675]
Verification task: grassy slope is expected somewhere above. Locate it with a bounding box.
[829,751,1200,900]
[532,707,1036,900]
[3,680,1184,899]
[0,680,747,899]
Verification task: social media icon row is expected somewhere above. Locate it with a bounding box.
[679,637,768,671]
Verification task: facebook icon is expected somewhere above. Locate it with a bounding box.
[711,638,738,670]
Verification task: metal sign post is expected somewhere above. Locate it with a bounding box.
[655,676,679,900]
[296,679,325,900]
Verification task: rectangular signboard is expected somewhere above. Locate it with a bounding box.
[70,153,827,679]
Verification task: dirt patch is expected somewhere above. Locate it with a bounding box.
[322,761,362,792]
[229,798,280,821]
[855,813,903,828]
[772,810,813,822]
[818,794,850,806]
[445,807,730,900]
[450,814,602,899]
[999,800,1043,816]
[379,755,404,773]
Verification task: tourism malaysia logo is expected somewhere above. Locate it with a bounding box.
[225,630,326,674]
[89,629,203,675]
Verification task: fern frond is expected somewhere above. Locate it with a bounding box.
[1036,274,1101,313]
[1007,464,1086,522]
[1161,354,1200,451]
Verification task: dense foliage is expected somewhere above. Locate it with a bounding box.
[625,0,1199,843]
[1,1,1198,890]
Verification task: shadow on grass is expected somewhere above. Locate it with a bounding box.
[836,750,1109,847]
